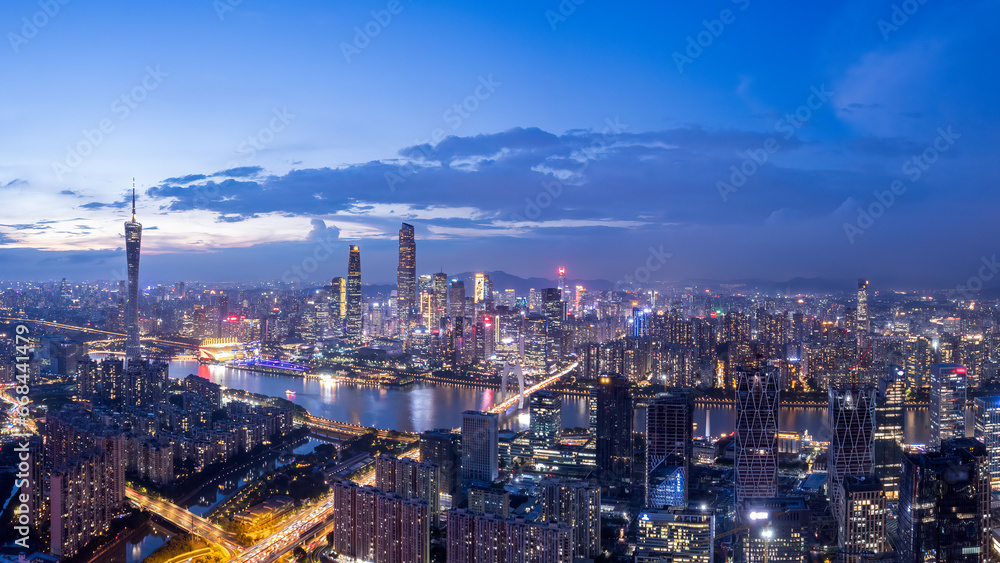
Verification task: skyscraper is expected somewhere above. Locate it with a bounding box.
[432,272,448,329]
[124,184,142,367]
[874,365,905,500]
[450,280,466,319]
[856,278,869,334]
[828,384,875,528]
[838,475,888,563]
[541,288,564,360]
[461,411,499,484]
[331,277,346,333]
[635,507,714,563]
[592,375,632,480]
[397,223,416,317]
[929,363,967,450]
[346,245,363,342]
[645,391,693,508]
[973,395,1000,492]
[529,391,562,450]
[735,367,779,503]
[539,479,601,559]
[898,438,991,563]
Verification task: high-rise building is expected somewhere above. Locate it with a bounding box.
[541,288,564,360]
[329,480,430,563]
[898,438,991,563]
[874,365,905,500]
[397,223,416,317]
[346,245,363,342]
[420,430,461,507]
[432,272,448,329]
[592,375,632,480]
[529,391,561,450]
[124,184,142,368]
[461,411,499,484]
[735,367,779,503]
[446,509,574,563]
[838,475,888,563]
[929,363,967,450]
[856,278,869,335]
[973,395,1000,492]
[331,277,346,331]
[450,280,466,319]
[645,391,693,508]
[737,497,811,563]
[539,479,601,559]
[375,454,441,516]
[474,272,491,304]
[828,384,875,527]
[635,507,714,563]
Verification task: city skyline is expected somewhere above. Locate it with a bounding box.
[1,1,999,286]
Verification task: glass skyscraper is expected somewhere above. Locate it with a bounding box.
[735,367,779,503]
[346,245,363,342]
[929,363,967,450]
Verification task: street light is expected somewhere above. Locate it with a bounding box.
[761,527,773,563]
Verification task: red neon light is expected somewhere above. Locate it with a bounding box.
[954,368,967,375]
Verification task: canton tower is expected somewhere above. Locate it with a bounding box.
[124,182,142,367]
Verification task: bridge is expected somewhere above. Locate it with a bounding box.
[126,487,242,556]
[0,317,197,349]
[488,360,579,414]
[303,415,419,441]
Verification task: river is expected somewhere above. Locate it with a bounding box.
[166,360,944,443]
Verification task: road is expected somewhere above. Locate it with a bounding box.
[303,415,419,441]
[126,487,243,555]
[0,316,196,349]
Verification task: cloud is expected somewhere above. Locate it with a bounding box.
[2,179,27,188]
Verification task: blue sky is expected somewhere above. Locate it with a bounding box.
[1,0,997,287]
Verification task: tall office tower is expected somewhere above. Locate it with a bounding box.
[331,277,346,332]
[828,384,876,528]
[450,280,466,318]
[875,365,905,500]
[557,266,567,296]
[529,391,562,450]
[473,272,492,304]
[432,272,448,328]
[346,245,363,342]
[420,431,461,507]
[898,438,991,563]
[539,479,601,559]
[592,375,632,480]
[737,497,811,563]
[397,223,416,316]
[124,184,142,368]
[461,411,499,484]
[735,367,779,504]
[838,475,888,563]
[541,288,564,359]
[635,507,714,563]
[856,278,870,335]
[524,315,548,370]
[645,392,693,508]
[929,363,967,450]
[974,395,1000,492]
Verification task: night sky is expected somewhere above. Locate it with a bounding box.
[1,0,997,288]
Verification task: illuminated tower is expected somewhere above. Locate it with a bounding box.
[331,277,346,334]
[346,245,363,343]
[124,181,142,368]
[828,382,876,529]
[557,267,567,300]
[449,280,466,319]
[474,273,488,303]
[431,272,448,329]
[397,223,416,317]
[856,278,869,334]
[735,367,779,504]
[929,363,967,450]
[973,395,1000,492]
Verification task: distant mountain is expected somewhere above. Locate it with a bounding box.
[452,271,616,293]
